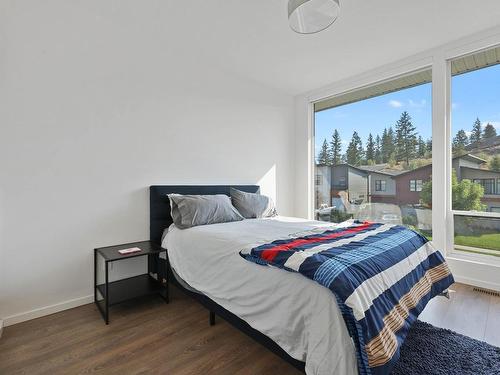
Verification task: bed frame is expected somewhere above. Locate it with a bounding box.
[149,185,306,373]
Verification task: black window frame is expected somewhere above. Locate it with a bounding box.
[375,180,386,192]
[473,178,497,195]
[409,179,423,192]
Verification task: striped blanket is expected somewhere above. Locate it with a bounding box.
[240,221,454,375]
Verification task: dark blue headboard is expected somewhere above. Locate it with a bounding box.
[149,185,260,244]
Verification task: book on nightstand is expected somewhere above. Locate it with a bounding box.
[118,247,142,255]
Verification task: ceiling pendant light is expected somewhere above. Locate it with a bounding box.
[288,0,340,34]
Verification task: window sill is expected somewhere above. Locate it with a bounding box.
[447,250,500,267]
[446,252,500,291]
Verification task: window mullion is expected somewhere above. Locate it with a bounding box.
[431,56,452,254]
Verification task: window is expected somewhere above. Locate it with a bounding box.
[315,175,322,186]
[306,41,500,290]
[473,179,496,195]
[451,46,500,257]
[314,69,432,235]
[409,179,423,192]
[375,180,386,191]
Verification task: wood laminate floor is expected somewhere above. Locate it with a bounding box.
[0,283,499,375]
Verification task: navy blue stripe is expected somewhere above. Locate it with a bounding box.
[310,233,427,297]
[297,226,420,279]
[361,251,449,342]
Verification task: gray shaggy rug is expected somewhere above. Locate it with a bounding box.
[392,320,500,375]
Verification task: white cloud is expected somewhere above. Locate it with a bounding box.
[388,100,403,108]
[451,102,459,110]
[409,99,426,108]
[333,112,349,119]
[481,121,500,130]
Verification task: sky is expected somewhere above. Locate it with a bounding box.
[314,63,500,157]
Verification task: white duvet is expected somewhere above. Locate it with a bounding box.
[162,216,358,375]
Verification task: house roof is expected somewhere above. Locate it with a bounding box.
[387,153,486,177]
[460,166,500,177]
[356,164,405,176]
[391,163,433,178]
[331,163,370,175]
[321,153,488,179]
[453,153,487,164]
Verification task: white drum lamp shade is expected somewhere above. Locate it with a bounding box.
[288,0,340,34]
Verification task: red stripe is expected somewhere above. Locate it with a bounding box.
[261,222,373,262]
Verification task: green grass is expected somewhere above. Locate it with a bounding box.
[454,232,500,251]
[414,229,500,255]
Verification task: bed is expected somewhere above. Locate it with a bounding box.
[150,185,356,374]
[149,185,452,375]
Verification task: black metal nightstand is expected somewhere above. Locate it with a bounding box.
[94,241,168,324]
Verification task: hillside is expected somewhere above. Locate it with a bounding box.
[465,135,500,156]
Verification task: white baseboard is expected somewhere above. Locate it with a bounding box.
[453,275,500,292]
[2,276,498,328]
[3,295,93,327]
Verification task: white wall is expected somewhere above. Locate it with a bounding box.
[0,2,295,324]
[294,95,313,219]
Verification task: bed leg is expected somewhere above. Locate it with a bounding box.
[209,311,215,326]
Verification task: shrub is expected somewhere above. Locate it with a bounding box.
[420,169,486,211]
[330,209,353,223]
[402,215,418,227]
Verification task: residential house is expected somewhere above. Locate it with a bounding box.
[391,164,432,205]
[454,154,500,212]
[315,164,332,208]
[315,164,369,207]
[331,164,369,204]
[315,154,500,211]
[357,164,400,204]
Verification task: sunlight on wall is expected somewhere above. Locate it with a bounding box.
[258,164,277,204]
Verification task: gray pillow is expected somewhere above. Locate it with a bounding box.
[168,194,244,229]
[230,188,277,219]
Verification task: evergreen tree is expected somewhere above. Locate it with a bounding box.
[346,131,364,166]
[424,137,432,158]
[387,127,396,161]
[490,155,500,172]
[330,129,342,165]
[470,118,482,146]
[374,135,382,163]
[426,138,432,154]
[483,123,497,139]
[452,129,468,154]
[366,133,375,163]
[381,127,395,163]
[317,139,330,165]
[417,136,426,158]
[381,128,389,163]
[395,111,418,164]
